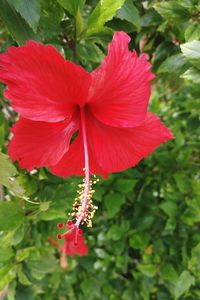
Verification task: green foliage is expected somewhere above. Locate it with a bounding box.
[0,0,199,299]
[86,0,125,35]
[0,152,25,197]
[116,0,140,30]
[153,1,190,23]
[0,0,35,45]
[56,0,85,16]
[6,0,41,31]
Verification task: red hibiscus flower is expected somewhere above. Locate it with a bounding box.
[0,31,173,249]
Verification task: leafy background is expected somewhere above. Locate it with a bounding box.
[0,0,200,299]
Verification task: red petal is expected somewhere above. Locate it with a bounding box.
[8,115,78,171]
[87,112,174,173]
[50,129,108,178]
[0,41,91,122]
[88,32,154,128]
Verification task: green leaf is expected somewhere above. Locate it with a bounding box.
[76,7,84,38]
[0,201,24,231]
[160,201,178,218]
[18,174,38,196]
[116,0,140,30]
[7,0,40,31]
[17,265,31,286]
[16,248,34,263]
[158,53,189,74]
[77,42,104,64]
[56,0,85,16]
[129,232,150,251]
[160,263,178,282]
[86,0,125,36]
[16,287,34,300]
[185,22,200,41]
[104,192,126,218]
[188,243,200,270]
[38,206,66,221]
[0,247,14,264]
[107,224,124,241]
[138,264,157,278]
[39,0,63,41]
[181,40,200,69]
[173,271,195,299]
[0,265,16,290]
[181,67,200,83]
[0,152,25,197]
[114,179,138,193]
[0,112,7,147]
[154,1,190,23]
[0,0,35,45]
[173,173,190,193]
[28,250,57,280]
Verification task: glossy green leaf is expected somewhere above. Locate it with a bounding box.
[158,53,189,74]
[181,67,200,83]
[104,193,126,218]
[17,265,32,286]
[173,271,195,299]
[77,42,104,64]
[0,152,25,197]
[0,265,16,291]
[160,263,178,282]
[87,0,125,35]
[38,0,63,41]
[185,22,200,41]
[76,7,84,38]
[56,0,85,16]
[174,173,190,193]
[188,243,200,270]
[0,201,24,231]
[107,224,124,241]
[114,179,138,193]
[116,0,140,30]
[16,287,34,300]
[0,0,35,45]
[0,247,14,264]
[154,1,190,23]
[181,40,200,69]
[16,247,34,263]
[138,264,157,277]
[129,232,150,250]
[160,201,178,218]
[7,0,40,31]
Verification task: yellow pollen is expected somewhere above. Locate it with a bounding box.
[69,178,98,227]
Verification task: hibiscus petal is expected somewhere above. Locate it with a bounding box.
[88,31,154,128]
[8,115,79,171]
[87,112,174,173]
[50,129,108,178]
[0,41,91,122]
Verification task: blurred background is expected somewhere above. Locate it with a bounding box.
[0,0,200,299]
